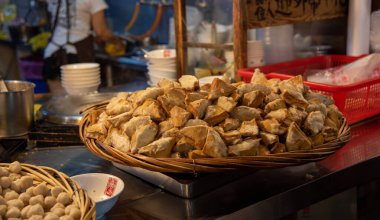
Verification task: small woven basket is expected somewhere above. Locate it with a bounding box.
[0,163,96,219]
[79,103,351,173]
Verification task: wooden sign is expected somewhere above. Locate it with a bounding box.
[247,0,348,28]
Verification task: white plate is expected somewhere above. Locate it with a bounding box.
[145,49,176,60]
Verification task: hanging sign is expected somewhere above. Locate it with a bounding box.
[246,0,348,28]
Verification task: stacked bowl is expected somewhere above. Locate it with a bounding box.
[145,49,177,86]
[61,63,101,95]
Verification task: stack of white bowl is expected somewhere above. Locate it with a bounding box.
[247,40,265,67]
[60,63,101,96]
[145,49,177,86]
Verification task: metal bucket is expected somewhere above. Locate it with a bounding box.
[0,81,35,138]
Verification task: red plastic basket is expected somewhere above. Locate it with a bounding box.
[238,55,380,124]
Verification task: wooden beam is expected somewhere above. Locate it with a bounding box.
[233,0,247,81]
[173,0,187,77]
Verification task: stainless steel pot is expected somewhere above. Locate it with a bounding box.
[0,81,35,137]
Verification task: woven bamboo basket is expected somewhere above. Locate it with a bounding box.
[79,102,351,173]
[0,163,96,219]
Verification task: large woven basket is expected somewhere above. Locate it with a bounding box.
[79,102,351,173]
[0,163,96,219]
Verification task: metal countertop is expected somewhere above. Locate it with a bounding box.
[14,115,380,220]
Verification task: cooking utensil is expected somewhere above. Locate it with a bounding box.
[0,80,35,138]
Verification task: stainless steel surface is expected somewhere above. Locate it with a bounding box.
[0,80,35,138]
[112,162,246,198]
[12,115,380,219]
[37,92,116,125]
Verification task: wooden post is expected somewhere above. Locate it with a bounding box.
[233,0,247,81]
[173,0,187,78]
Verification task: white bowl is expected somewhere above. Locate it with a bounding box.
[61,63,100,70]
[61,79,101,86]
[62,69,100,75]
[145,49,176,60]
[148,66,176,73]
[62,81,100,88]
[71,173,124,218]
[62,84,99,95]
[61,75,100,82]
[148,71,177,79]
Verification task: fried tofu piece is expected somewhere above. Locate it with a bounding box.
[218,130,242,145]
[161,127,180,139]
[228,139,261,156]
[188,150,209,159]
[131,122,158,153]
[258,145,270,155]
[138,137,176,158]
[231,106,263,121]
[230,90,243,102]
[157,88,186,113]
[306,100,327,116]
[303,111,325,136]
[121,116,152,137]
[181,125,209,150]
[310,132,325,147]
[304,91,335,106]
[288,107,308,126]
[265,93,281,104]
[281,89,309,109]
[133,87,164,107]
[158,120,174,136]
[270,142,286,154]
[157,78,180,89]
[86,122,107,140]
[170,106,192,127]
[220,118,241,132]
[187,99,209,119]
[173,136,194,153]
[265,108,290,124]
[250,69,268,85]
[106,97,132,116]
[242,90,265,108]
[185,92,208,103]
[279,75,305,94]
[202,128,228,158]
[107,111,133,127]
[237,83,272,96]
[216,96,237,113]
[184,119,209,127]
[208,78,236,100]
[179,75,199,91]
[204,105,229,126]
[109,128,131,153]
[264,99,286,113]
[259,118,286,135]
[133,99,166,122]
[260,132,279,146]
[240,119,259,137]
[200,83,211,92]
[286,122,312,151]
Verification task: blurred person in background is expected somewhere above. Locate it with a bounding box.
[43,0,115,94]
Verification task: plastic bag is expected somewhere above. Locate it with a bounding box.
[306,53,380,85]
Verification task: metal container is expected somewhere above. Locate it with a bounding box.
[0,81,35,138]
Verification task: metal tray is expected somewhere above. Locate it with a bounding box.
[112,162,247,198]
[37,93,116,125]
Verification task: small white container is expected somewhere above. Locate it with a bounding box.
[71,173,125,219]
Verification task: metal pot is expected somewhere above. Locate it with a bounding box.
[0,81,35,138]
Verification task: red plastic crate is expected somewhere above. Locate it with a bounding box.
[238,55,380,124]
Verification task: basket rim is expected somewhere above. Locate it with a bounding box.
[79,103,351,173]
